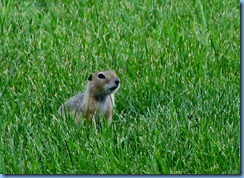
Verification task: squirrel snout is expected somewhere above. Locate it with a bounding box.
[115,79,120,86]
[108,79,120,92]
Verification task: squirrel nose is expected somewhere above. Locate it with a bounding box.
[115,79,120,86]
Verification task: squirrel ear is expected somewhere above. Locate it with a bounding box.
[88,74,92,81]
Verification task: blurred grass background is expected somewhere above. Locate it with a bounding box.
[0,0,240,174]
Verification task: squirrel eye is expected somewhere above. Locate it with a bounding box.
[98,73,105,79]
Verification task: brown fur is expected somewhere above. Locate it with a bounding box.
[58,70,120,124]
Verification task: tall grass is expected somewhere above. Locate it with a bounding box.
[0,0,240,174]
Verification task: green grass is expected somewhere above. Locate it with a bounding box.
[0,0,240,174]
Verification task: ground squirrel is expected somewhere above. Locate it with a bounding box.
[58,70,120,124]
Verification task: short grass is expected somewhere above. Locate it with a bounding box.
[0,0,240,174]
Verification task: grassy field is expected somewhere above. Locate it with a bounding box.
[0,0,240,174]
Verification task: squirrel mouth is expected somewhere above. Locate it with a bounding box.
[109,85,118,91]
[108,80,120,92]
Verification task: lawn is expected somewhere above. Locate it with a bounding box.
[0,0,240,174]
